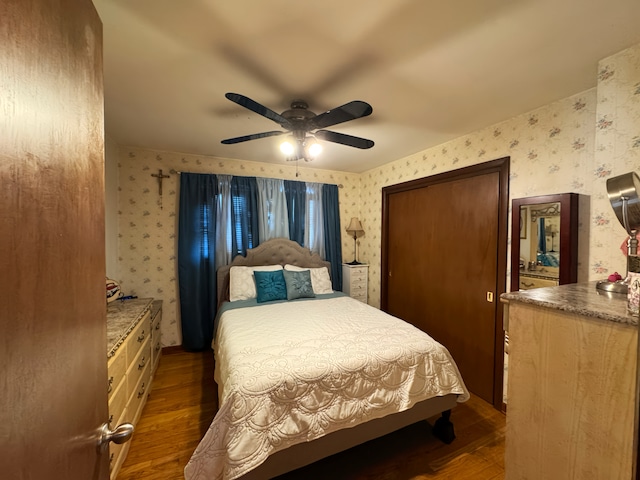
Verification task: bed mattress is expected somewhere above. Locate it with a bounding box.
[184,294,469,480]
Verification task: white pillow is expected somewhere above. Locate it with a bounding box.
[229,265,283,301]
[284,264,333,294]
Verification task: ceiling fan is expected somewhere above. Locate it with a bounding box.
[220,92,374,161]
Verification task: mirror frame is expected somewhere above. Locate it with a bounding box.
[511,193,579,291]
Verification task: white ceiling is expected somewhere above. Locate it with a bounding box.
[94,0,640,173]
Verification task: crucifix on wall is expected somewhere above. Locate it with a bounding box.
[151,169,171,209]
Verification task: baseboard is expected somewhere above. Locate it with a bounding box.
[161,345,214,355]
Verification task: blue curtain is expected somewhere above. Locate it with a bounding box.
[177,173,217,351]
[284,180,306,245]
[178,174,343,350]
[322,184,343,291]
[537,218,547,254]
[230,176,260,257]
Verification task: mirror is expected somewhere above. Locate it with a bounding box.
[511,193,579,291]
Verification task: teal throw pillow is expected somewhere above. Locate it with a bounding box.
[254,270,287,303]
[283,269,316,300]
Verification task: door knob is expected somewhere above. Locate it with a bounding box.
[99,422,134,447]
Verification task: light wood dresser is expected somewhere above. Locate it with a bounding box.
[106,298,162,479]
[342,264,368,303]
[501,283,636,480]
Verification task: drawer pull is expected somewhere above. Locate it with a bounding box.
[155,344,161,352]
[137,382,146,399]
[108,414,113,425]
[110,453,114,464]
[522,281,535,288]
[107,376,114,394]
[137,330,146,343]
[155,323,160,330]
[138,356,146,370]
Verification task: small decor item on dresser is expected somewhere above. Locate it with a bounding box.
[106,277,123,303]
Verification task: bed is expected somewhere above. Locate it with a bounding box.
[184,238,469,480]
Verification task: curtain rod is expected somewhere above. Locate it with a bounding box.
[170,169,343,188]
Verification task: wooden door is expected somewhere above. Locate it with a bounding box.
[381,159,509,406]
[0,1,108,479]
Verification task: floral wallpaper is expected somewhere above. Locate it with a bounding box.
[116,153,360,347]
[359,43,640,308]
[590,44,640,277]
[358,88,595,307]
[112,43,640,347]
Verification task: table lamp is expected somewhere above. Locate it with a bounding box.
[346,217,364,265]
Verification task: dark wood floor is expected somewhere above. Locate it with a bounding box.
[118,349,505,480]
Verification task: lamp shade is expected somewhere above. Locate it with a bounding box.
[346,217,364,235]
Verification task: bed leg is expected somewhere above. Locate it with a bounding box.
[432,409,456,444]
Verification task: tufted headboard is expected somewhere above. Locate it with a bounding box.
[216,238,332,307]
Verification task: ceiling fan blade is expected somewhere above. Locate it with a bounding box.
[311,101,372,129]
[315,130,374,149]
[225,92,292,128]
[221,130,285,144]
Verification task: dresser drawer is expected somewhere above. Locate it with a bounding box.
[519,275,558,290]
[152,337,162,371]
[109,440,124,476]
[152,316,161,344]
[127,338,151,400]
[128,361,152,425]
[109,406,129,477]
[151,307,162,334]
[351,293,367,302]
[109,431,130,479]
[153,337,162,356]
[126,310,150,365]
[107,346,126,400]
[349,268,368,281]
[151,306,162,372]
[108,378,127,430]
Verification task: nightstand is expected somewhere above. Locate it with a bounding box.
[342,264,368,303]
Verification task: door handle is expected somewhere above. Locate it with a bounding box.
[99,422,134,447]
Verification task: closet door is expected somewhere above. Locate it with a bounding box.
[382,159,508,405]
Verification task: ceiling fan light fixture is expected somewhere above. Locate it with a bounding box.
[280,139,295,156]
[306,138,323,158]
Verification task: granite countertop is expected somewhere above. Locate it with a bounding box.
[501,281,638,326]
[106,297,154,357]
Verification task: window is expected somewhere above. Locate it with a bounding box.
[232,194,252,254]
[304,183,324,256]
[307,198,317,248]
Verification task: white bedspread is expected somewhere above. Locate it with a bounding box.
[184,296,469,480]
